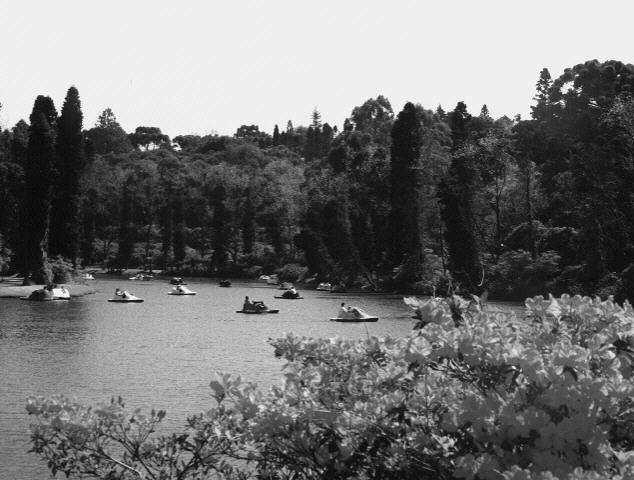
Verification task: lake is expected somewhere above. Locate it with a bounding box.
[0,278,422,479]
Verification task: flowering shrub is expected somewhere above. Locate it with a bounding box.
[27,295,634,479]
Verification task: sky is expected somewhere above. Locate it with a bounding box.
[1,0,633,138]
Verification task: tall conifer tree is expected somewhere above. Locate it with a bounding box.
[388,102,424,280]
[438,152,481,292]
[272,125,280,145]
[49,86,85,263]
[241,188,256,255]
[211,185,229,272]
[20,111,56,282]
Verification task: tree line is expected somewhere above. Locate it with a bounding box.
[1,59,634,300]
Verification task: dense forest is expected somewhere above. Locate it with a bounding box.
[1,59,634,301]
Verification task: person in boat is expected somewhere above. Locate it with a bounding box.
[338,302,350,318]
[243,296,253,311]
[115,288,123,297]
[176,285,184,293]
[282,287,299,299]
[338,302,364,319]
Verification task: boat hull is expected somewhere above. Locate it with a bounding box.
[20,297,69,301]
[236,310,279,314]
[329,317,378,323]
[108,298,144,303]
[274,296,303,299]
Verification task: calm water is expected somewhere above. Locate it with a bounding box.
[0,278,420,479]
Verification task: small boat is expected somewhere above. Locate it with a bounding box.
[330,316,378,323]
[218,280,231,287]
[275,287,302,299]
[170,277,187,285]
[21,286,71,301]
[330,284,347,293]
[108,291,143,303]
[81,273,95,280]
[168,286,196,296]
[330,305,377,322]
[316,282,332,291]
[129,274,153,281]
[236,309,279,314]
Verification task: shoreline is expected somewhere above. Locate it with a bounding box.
[0,284,98,298]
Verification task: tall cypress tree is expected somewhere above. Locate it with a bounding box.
[388,102,424,280]
[49,86,85,264]
[31,96,58,133]
[79,200,95,266]
[10,120,29,166]
[448,101,471,149]
[438,151,481,293]
[272,125,280,145]
[172,195,186,264]
[241,188,256,255]
[211,184,229,273]
[19,112,56,282]
[117,177,136,270]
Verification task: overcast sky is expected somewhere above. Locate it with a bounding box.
[1,0,632,137]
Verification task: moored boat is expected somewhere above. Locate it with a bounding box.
[316,282,332,291]
[21,286,71,301]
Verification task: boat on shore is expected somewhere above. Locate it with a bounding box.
[316,282,332,291]
[21,286,71,301]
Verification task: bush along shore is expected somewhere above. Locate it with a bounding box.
[27,294,634,480]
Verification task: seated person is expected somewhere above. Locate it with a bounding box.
[243,296,253,310]
[282,287,299,298]
[338,302,350,318]
[176,285,184,293]
[115,288,123,297]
